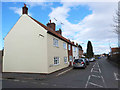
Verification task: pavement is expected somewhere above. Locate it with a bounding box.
[2,66,72,81]
[2,57,120,88]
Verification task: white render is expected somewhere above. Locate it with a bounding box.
[47,34,69,73]
[3,14,69,74]
[76,47,79,59]
[72,46,79,60]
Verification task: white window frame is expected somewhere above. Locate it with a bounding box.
[54,57,59,65]
[64,57,67,63]
[74,46,76,52]
[63,42,67,50]
[68,44,71,50]
[69,56,73,61]
[77,47,79,53]
[53,38,59,47]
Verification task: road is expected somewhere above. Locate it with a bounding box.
[2,57,120,88]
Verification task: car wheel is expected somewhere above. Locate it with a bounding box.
[83,65,86,69]
[73,67,76,69]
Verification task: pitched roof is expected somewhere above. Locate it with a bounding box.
[29,15,75,45]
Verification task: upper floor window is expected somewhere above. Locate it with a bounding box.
[68,44,71,50]
[76,47,79,53]
[74,47,76,52]
[63,42,67,49]
[53,38,58,47]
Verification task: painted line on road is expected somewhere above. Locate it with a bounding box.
[114,72,120,80]
[101,76,106,88]
[13,79,20,82]
[92,70,100,73]
[91,74,101,78]
[91,68,93,72]
[93,63,96,67]
[99,68,101,73]
[56,68,72,76]
[85,75,91,88]
[89,82,104,88]
[97,63,100,68]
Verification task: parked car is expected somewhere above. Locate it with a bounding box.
[98,57,101,59]
[73,58,87,69]
[85,58,90,65]
[81,58,90,65]
[89,58,95,62]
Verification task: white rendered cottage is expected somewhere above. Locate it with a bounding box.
[3,4,70,74]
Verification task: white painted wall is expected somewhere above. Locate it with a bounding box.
[3,14,48,73]
[72,46,79,59]
[47,34,69,73]
[76,47,79,59]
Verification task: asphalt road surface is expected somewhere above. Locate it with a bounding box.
[2,57,120,88]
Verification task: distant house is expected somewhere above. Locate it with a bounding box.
[78,45,83,58]
[110,47,120,56]
[72,42,78,59]
[3,4,83,74]
[67,40,73,66]
[72,42,81,60]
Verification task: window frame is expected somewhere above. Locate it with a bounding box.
[63,42,67,50]
[64,57,68,63]
[74,46,76,52]
[53,38,59,47]
[68,44,71,50]
[54,57,59,65]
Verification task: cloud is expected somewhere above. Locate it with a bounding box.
[1,0,119,2]
[9,7,22,16]
[9,2,53,16]
[49,2,118,54]
[9,7,32,16]
[26,2,53,7]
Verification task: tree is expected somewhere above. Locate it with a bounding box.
[86,41,94,58]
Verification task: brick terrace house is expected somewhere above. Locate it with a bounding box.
[110,47,120,56]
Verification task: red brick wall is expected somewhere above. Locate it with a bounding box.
[67,44,73,66]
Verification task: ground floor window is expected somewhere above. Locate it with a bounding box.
[69,56,73,61]
[64,57,67,63]
[54,57,59,65]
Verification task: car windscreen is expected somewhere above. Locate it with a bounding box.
[74,59,83,63]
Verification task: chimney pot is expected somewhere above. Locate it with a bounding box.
[22,4,28,14]
[72,41,74,44]
[50,20,51,23]
[55,28,62,35]
[24,3,26,7]
[76,43,78,46]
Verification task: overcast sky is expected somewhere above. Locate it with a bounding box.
[1,0,119,54]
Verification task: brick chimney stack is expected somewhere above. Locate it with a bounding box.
[68,39,70,42]
[76,43,78,46]
[72,41,74,45]
[47,20,56,31]
[22,3,28,14]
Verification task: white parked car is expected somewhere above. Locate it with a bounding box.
[89,58,95,62]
